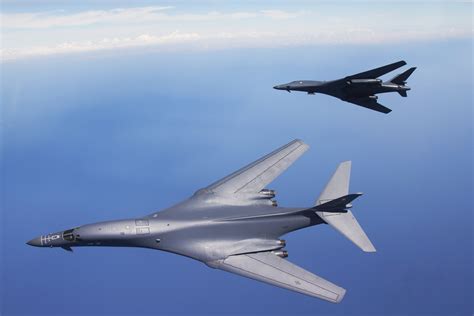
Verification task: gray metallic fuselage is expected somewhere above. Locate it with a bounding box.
[27,190,323,264]
[26,139,373,302]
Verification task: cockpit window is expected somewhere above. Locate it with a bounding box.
[63,229,75,242]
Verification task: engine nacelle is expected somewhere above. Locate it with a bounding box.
[272,250,288,258]
[347,79,382,86]
[259,189,276,198]
[271,200,278,207]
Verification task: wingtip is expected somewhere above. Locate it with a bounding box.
[338,161,352,169]
[362,242,377,253]
[334,288,347,303]
[293,139,309,149]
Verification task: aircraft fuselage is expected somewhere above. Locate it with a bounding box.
[27,201,323,263]
[274,80,410,100]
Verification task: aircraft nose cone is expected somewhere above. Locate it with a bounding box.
[26,237,42,247]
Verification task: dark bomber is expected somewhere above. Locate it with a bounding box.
[274,60,416,113]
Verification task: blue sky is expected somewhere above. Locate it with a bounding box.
[1,2,473,316]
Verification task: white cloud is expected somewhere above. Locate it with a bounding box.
[2,27,470,62]
[1,7,301,29]
[261,10,305,19]
[0,32,201,61]
[1,6,174,29]
[1,5,471,62]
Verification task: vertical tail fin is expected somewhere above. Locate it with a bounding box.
[389,67,416,85]
[316,161,376,252]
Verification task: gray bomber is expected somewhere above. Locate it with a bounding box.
[274,60,416,113]
[27,139,375,303]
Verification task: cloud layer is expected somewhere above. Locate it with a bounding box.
[1,4,472,62]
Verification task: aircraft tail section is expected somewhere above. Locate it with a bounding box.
[313,193,362,213]
[315,161,376,252]
[389,67,416,85]
[398,90,408,97]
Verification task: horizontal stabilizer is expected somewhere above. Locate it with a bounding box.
[317,211,376,252]
[398,90,407,97]
[390,67,416,85]
[313,193,363,213]
[316,162,376,252]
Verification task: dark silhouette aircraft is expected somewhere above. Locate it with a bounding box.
[274,60,416,113]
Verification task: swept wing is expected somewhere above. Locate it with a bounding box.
[345,97,392,114]
[345,60,407,80]
[215,251,346,303]
[203,139,309,195]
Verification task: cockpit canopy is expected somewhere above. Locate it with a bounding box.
[62,228,80,242]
